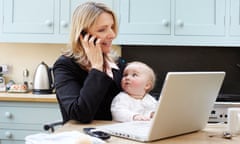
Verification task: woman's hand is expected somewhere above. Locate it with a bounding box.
[80,34,103,71]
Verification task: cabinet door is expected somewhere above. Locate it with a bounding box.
[0,0,2,33]
[229,0,240,36]
[119,0,171,35]
[3,0,55,34]
[59,0,70,35]
[175,0,225,36]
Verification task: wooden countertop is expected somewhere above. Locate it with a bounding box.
[56,120,240,144]
[0,92,57,103]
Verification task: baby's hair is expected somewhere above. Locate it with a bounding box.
[126,61,156,92]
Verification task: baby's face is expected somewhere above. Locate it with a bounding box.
[121,63,150,98]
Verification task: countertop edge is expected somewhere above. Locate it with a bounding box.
[0,92,58,103]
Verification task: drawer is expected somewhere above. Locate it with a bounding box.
[0,122,50,130]
[0,140,24,144]
[0,129,40,140]
[0,106,61,124]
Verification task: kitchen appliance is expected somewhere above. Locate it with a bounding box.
[32,62,54,94]
[208,102,240,123]
[0,65,8,92]
[0,76,6,92]
[0,65,8,74]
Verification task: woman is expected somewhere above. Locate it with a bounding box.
[53,2,125,124]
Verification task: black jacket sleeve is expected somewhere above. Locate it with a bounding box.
[53,56,123,123]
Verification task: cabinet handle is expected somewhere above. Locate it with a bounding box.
[45,20,53,27]
[5,131,12,138]
[162,19,170,27]
[5,112,12,118]
[176,20,184,27]
[60,21,68,28]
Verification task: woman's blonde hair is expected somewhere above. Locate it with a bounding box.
[63,2,118,70]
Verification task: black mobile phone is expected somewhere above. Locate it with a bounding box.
[83,127,111,140]
[81,30,87,37]
[80,30,97,45]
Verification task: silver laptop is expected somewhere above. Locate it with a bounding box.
[97,72,225,142]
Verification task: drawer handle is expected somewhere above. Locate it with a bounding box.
[45,20,53,27]
[176,20,184,27]
[5,112,12,118]
[5,131,12,138]
[61,21,68,28]
[162,19,170,27]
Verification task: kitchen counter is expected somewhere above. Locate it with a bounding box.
[56,120,240,144]
[0,92,57,103]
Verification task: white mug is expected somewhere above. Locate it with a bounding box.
[227,108,240,135]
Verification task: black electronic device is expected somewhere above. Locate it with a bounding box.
[83,127,111,140]
[80,30,97,45]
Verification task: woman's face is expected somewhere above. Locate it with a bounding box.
[89,12,116,54]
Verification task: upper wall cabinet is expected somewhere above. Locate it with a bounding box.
[174,0,225,36]
[0,0,117,43]
[229,0,240,36]
[118,0,225,36]
[1,0,240,46]
[3,0,55,34]
[119,0,171,35]
[1,0,62,43]
[117,0,228,45]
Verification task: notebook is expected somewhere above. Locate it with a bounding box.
[97,72,225,142]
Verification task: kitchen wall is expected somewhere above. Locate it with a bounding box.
[122,45,240,101]
[0,43,121,88]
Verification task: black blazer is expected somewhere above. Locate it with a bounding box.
[53,55,125,124]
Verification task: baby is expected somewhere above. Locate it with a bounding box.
[111,61,158,122]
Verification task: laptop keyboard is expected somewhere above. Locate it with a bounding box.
[98,121,151,139]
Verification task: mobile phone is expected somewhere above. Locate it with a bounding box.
[81,30,87,37]
[83,127,111,140]
[80,30,97,45]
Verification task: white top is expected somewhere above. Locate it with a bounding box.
[111,91,158,122]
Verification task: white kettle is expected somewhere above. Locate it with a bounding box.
[32,62,54,94]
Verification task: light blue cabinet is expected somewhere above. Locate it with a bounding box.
[119,0,225,36]
[1,0,240,46]
[0,101,61,144]
[117,0,227,45]
[229,0,240,36]
[3,0,55,34]
[1,0,66,43]
[174,0,225,36]
[119,0,171,35]
[59,0,70,35]
[0,0,2,36]
[0,0,117,43]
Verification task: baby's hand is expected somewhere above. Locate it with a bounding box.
[133,114,150,121]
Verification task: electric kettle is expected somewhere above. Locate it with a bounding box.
[32,62,54,94]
